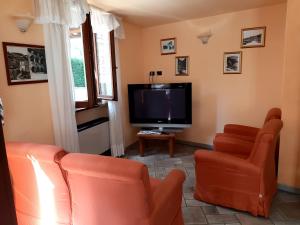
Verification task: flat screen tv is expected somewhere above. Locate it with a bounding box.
[128,83,192,129]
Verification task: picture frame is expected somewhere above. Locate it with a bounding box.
[160,38,176,55]
[241,27,266,48]
[175,56,189,76]
[2,42,48,85]
[223,51,242,74]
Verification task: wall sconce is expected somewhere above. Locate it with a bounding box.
[12,14,34,32]
[197,30,212,44]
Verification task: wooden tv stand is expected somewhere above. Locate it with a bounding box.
[137,132,175,157]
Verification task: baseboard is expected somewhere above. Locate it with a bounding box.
[278,183,300,195]
[176,139,213,150]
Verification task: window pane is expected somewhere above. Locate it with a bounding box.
[95,31,114,98]
[70,28,88,102]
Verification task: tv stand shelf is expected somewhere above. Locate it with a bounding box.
[137,132,175,157]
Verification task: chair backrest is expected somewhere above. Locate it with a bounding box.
[60,153,152,225]
[6,142,71,225]
[264,108,282,124]
[249,119,283,168]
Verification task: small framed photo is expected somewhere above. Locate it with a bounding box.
[223,51,242,74]
[2,42,48,85]
[175,56,189,76]
[160,38,176,55]
[241,27,266,48]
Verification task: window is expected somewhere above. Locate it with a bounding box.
[70,28,88,102]
[94,31,118,100]
[69,14,118,109]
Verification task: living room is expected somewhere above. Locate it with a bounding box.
[0,0,300,224]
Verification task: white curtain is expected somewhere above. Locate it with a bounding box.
[108,40,125,157]
[90,6,125,157]
[35,0,89,152]
[90,6,125,39]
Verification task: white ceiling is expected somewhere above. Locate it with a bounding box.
[88,0,286,27]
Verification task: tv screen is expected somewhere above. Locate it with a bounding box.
[128,83,192,128]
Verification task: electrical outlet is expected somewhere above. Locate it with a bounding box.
[157,71,162,76]
[149,71,155,76]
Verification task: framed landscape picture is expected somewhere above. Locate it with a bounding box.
[175,56,189,76]
[241,27,266,48]
[160,38,176,55]
[2,42,48,85]
[223,51,242,74]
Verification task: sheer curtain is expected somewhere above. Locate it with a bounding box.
[90,6,126,157]
[34,0,89,152]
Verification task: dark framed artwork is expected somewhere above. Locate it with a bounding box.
[2,42,48,85]
[241,27,266,48]
[223,51,242,74]
[160,38,176,55]
[175,56,189,76]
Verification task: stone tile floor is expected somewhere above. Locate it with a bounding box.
[126,142,300,225]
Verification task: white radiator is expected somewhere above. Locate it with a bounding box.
[78,118,110,155]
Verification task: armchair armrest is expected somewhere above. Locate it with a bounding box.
[195,150,259,175]
[150,170,185,225]
[194,150,260,193]
[213,134,254,157]
[224,124,259,138]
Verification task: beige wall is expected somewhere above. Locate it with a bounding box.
[279,0,300,189]
[141,4,286,144]
[119,22,144,147]
[0,0,55,144]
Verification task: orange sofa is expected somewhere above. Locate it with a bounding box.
[6,142,185,225]
[194,119,283,217]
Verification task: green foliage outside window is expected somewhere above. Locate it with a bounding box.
[71,58,85,87]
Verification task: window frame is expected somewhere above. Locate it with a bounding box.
[73,14,118,109]
[93,31,118,101]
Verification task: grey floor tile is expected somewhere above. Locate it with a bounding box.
[184,192,195,200]
[277,202,300,220]
[226,223,241,225]
[186,199,211,207]
[183,207,207,224]
[206,214,239,224]
[202,205,219,214]
[236,214,273,225]
[273,222,300,225]
[270,206,287,221]
[217,206,241,215]
[276,192,300,203]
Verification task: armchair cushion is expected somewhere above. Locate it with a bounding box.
[223,124,259,139]
[213,134,254,158]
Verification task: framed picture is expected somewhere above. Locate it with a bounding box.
[175,56,189,76]
[241,27,266,48]
[2,42,48,85]
[160,38,176,55]
[223,51,242,74]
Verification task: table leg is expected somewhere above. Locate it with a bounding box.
[169,138,174,157]
[139,138,145,157]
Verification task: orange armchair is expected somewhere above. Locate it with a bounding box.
[60,153,185,225]
[194,119,283,217]
[6,142,185,225]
